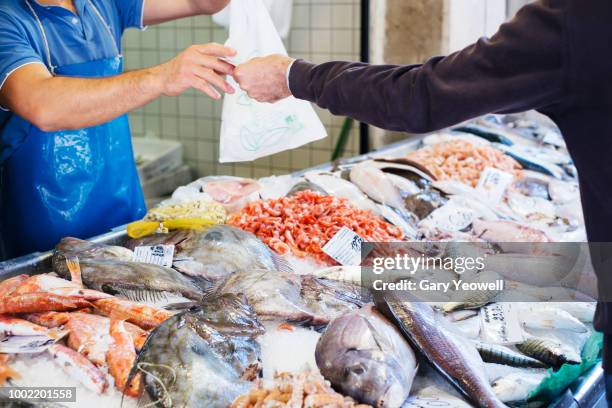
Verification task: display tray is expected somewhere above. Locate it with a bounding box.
[0,137,604,408]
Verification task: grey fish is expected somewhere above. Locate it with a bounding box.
[376,295,507,408]
[493,143,565,179]
[516,338,581,368]
[131,294,263,408]
[127,226,292,280]
[300,275,371,322]
[57,259,206,302]
[287,180,329,197]
[512,176,550,200]
[316,304,417,407]
[52,237,133,277]
[452,124,514,146]
[474,342,547,369]
[404,189,448,220]
[216,271,366,327]
[491,372,547,403]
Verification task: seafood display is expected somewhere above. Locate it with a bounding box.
[0,114,600,407]
[231,370,372,408]
[228,190,404,264]
[405,140,522,187]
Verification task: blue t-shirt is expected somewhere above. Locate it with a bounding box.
[0,0,145,77]
[0,0,145,160]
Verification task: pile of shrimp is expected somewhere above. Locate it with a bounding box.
[0,273,173,397]
[406,140,522,187]
[228,190,404,265]
[231,370,372,408]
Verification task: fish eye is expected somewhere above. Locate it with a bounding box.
[346,363,366,376]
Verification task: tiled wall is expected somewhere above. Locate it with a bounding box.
[123,0,362,179]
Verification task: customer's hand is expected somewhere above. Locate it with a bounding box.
[154,43,236,99]
[233,55,294,103]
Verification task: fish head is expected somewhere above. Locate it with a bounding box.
[332,348,412,408]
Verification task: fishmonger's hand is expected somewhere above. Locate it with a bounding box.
[233,55,295,103]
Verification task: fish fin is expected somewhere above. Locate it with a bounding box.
[272,253,294,273]
[163,301,200,311]
[110,284,171,304]
[285,316,328,332]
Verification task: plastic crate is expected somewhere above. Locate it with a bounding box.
[141,164,192,199]
[133,138,183,183]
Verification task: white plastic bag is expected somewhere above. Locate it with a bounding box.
[219,0,327,163]
[213,0,294,39]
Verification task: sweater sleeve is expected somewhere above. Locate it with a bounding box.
[289,0,567,134]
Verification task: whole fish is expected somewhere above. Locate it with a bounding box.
[132,294,263,408]
[519,306,588,333]
[376,295,507,408]
[127,226,292,280]
[315,305,417,407]
[491,372,547,402]
[300,275,371,322]
[474,342,547,368]
[56,259,206,303]
[52,237,133,276]
[516,338,581,368]
[216,271,366,326]
[350,163,407,211]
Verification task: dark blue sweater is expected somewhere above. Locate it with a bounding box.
[289,0,612,334]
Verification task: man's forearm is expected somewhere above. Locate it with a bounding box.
[28,67,163,132]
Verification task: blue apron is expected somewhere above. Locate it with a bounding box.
[0,0,146,259]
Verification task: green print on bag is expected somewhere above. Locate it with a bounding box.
[240,113,304,152]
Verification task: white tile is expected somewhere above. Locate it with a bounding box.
[332,4,353,29]
[289,30,310,53]
[311,4,332,29]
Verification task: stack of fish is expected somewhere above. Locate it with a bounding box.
[0,114,598,408]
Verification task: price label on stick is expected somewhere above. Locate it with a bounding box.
[480,303,525,344]
[133,245,174,268]
[322,227,364,266]
[476,167,514,205]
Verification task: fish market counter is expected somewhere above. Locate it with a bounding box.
[0,135,605,408]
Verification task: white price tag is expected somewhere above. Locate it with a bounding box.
[481,303,525,344]
[133,245,175,268]
[476,167,514,205]
[322,227,364,266]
